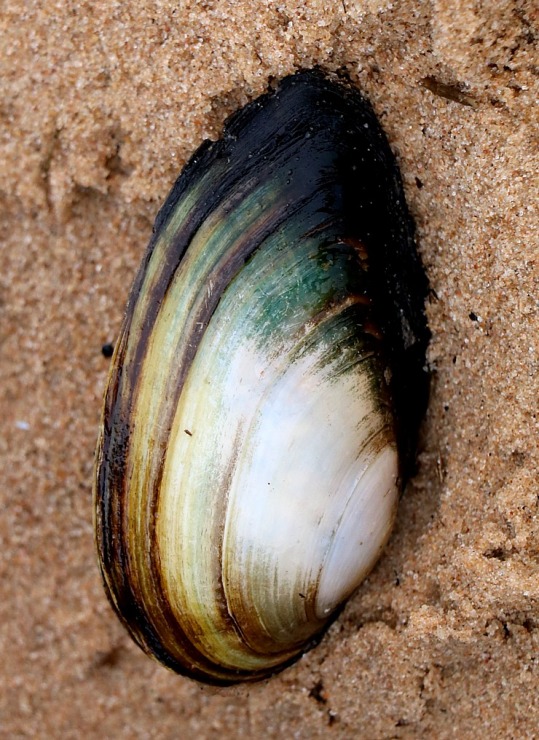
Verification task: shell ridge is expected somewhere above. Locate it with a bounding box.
[110,177,341,677]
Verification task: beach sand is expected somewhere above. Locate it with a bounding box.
[1,1,538,736]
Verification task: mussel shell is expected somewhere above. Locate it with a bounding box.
[94,70,429,684]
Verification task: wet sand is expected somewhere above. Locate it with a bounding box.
[1,1,538,737]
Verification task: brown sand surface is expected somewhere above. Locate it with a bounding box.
[1,1,538,737]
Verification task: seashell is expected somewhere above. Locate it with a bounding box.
[94,69,429,684]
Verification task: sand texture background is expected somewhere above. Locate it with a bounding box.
[1,0,538,737]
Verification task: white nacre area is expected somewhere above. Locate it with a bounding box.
[157,318,396,659]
